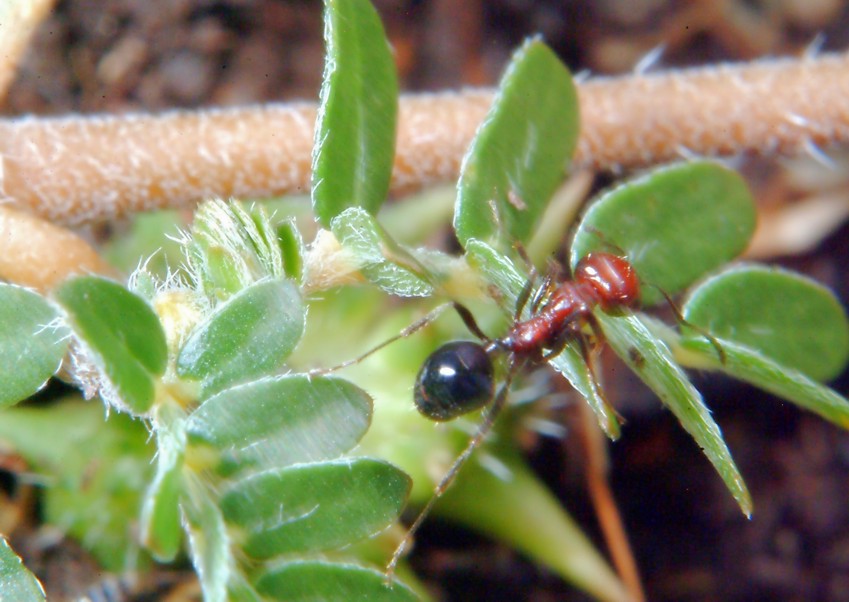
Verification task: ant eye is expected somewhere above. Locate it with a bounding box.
[414,341,494,421]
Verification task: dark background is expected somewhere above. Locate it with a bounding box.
[7,2,849,600]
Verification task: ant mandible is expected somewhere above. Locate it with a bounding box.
[310,251,641,580]
[385,251,639,578]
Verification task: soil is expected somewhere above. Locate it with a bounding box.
[5,1,849,601]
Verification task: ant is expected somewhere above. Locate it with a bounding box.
[384,251,640,578]
[314,239,729,585]
[312,250,644,580]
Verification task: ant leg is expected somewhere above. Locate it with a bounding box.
[513,272,538,321]
[452,302,492,343]
[529,268,557,315]
[512,243,560,319]
[541,328,577,362]
[309,301,492,377]
[562,318,624,425]
[514,242,537,275]
[512,243,542,318]
[308,303,454,376]
[575,329,607,397]
[385,359,522,583]
[650,286,727,364]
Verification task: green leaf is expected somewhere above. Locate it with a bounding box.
[222,459,410,558]
[681,336,849,430]
[571,161,756,306]
[0,536,45,602]
[455,38,578,252]
[549,345,621,439]
[464,239,526,307]
[183,482,234,602]
[276,218,305,283]
[140,418,185,562]
[55,276,167,414]
[682,265,849,382]
[255,561,419,602]
[596,312,752,516]
[331,208,434,297]
[312,0,398,227]
[176,279,305,398]
[0,284,69,408]
[186,375,373,472]
[0,399,154,572]
[227,577,264,602]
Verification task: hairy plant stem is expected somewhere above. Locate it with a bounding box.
[0,52,847,227]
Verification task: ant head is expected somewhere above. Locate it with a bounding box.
[414,341,494,422]
[574,252,641,311]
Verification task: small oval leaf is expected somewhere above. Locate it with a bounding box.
[176,279,305,398]
[597,312,752,516]
[221,459,411,557]
[455,38,578,252]
[312,0,399,226]
[55,276,167,413]
[681,336,849,430]
[331,208,434,297]
[186,375,372,472]
[682,265,849,382]
[0,284,69,408]
[571,161,757,306]
[0,537,45,602]
[255,561,419,602]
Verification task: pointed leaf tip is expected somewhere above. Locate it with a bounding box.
[455,39,578,252]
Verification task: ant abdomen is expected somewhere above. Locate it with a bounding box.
[414,341,494,421]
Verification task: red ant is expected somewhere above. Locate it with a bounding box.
[384,251,639,577]
[310,251,642,579]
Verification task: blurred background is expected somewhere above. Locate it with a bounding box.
[5,2,849,601]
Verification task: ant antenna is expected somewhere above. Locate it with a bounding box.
[648,285,727,364]
[581,226,628,257]
[385,358,522,583]
[308,302,464,377]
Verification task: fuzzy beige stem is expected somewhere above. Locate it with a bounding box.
[578,52,849,170]
[1,53,848,226]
